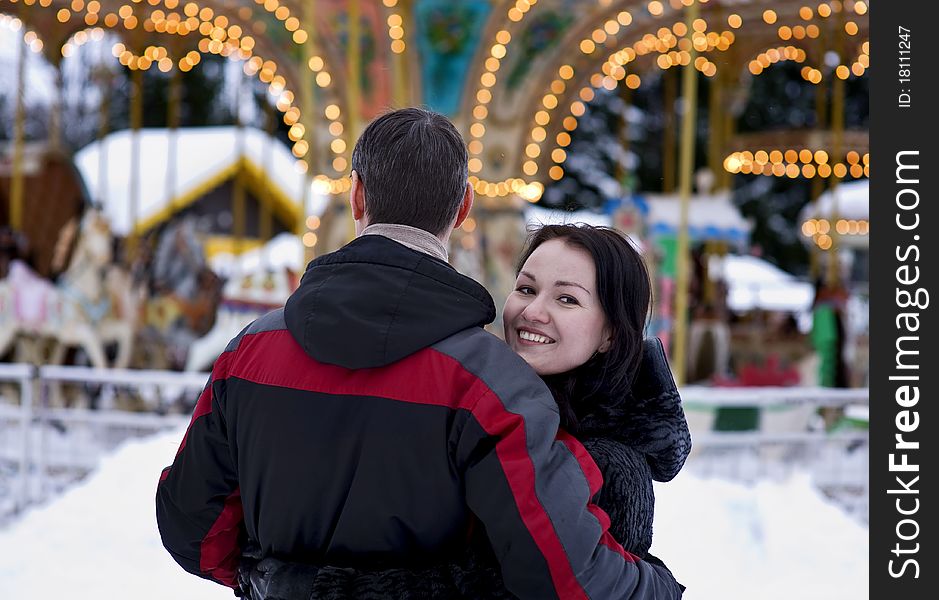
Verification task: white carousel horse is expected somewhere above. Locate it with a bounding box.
[2,210,141,369]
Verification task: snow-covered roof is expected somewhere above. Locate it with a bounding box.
[523,204,612,229]
[642,191,752,243]
[799,179,869,221]
[74,127,326,235]
[208,232,304,279]
[711,254,814,313]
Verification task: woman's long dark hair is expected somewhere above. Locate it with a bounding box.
[515,224,652,434]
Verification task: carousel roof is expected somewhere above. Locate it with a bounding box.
[797,179,868,249]
[74,126,326,236]
[642,191,752,244]
[800,179,868,222]
[712,254,814,314]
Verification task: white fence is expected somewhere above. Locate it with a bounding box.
[0,365,869,524]
[0,364,206,522]
[680,385,869,521]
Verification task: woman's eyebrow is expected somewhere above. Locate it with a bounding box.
[519,271,590,295]
[556,281,591,295]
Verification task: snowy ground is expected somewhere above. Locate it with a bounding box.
[0,429,868,599]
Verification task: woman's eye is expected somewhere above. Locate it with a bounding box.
[516,286,535,295]
[558,295,579,305]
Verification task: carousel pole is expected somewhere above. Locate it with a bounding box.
[343,0,363,244]
[166,44,182,211]
[9,19,27,231]
[391,0,410,106]
[827,15,846,287]
[300,0,318,264]
[50,62,64,152]
[233,69,247,255]
[260,97,274,243]
[97,38,111,210]
[810,56,828,281]
[348,0,363,138]
[672,0,701,386]
[128,5,144,254]
[662,69,677,193]
[707,65,723,185]
[129,65,143,252]
[618,84,632,186]
[720,65,737,191]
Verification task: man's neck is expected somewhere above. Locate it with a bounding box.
[361,223,449,262]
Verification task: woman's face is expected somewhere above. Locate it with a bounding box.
[503,238,611,376]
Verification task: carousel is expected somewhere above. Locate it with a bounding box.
[0,0,870,381]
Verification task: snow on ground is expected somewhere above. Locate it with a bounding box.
[651,472,868,599]
[0,429,230,600]
[0,430,868,599]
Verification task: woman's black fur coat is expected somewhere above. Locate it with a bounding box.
[238,338,691,599]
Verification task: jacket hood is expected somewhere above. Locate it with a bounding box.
[284,235,496,369]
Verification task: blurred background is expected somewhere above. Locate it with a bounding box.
[0,0,868,597]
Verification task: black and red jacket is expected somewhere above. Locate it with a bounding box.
[156,234,682,599]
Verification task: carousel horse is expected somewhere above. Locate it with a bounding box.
[135,217,223,370]
[185,266,298,372]
[1,210,141,370]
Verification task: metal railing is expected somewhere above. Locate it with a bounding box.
[0,365,869,524]
[0,364,206,521]
[680,384,869,522]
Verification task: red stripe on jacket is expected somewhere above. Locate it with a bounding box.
[208,329,628,596]
[557,430,639,563]
[167,351,234,469]
[200,488,244,588]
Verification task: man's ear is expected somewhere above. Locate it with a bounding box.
[453,182,475,230]
[349,170,366,222]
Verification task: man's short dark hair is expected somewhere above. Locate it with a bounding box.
[351,107,469,237]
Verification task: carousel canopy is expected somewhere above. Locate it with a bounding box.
[642,192,752,244]
[712,254,814,314]
[798,179,869,249]
[800,179,869,221]
[74,126,323,236]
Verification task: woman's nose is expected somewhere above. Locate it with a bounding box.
[520,296,550,323]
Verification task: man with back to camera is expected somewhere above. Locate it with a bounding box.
[156,107,682,599]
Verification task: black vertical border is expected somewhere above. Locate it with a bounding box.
[870,1,937,596]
